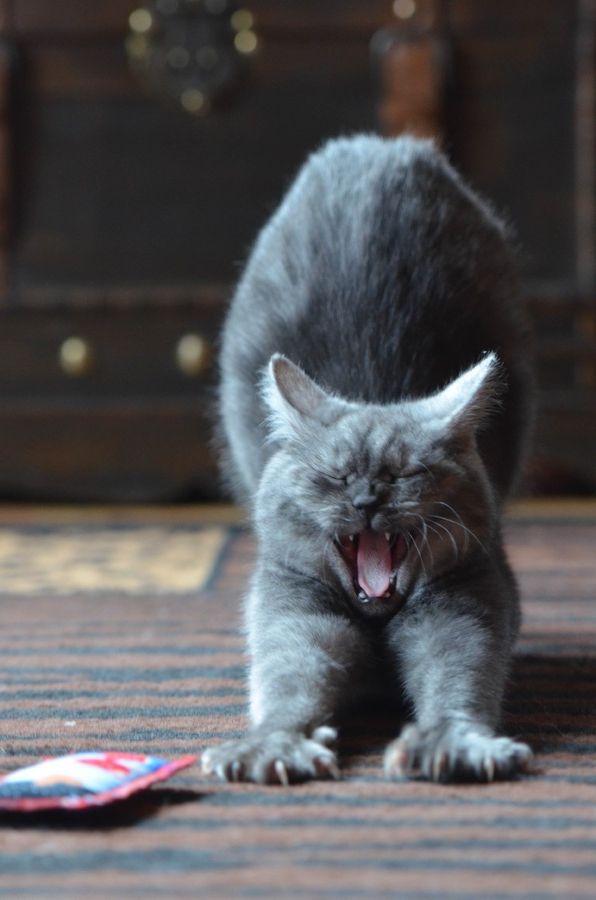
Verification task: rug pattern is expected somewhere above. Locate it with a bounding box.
[0,510,595,897]
[0,525,229,594]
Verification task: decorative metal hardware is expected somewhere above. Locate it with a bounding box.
[126,0,257,116]
[175,333,211,375]
[59,337,94,377]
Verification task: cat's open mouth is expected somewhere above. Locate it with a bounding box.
[335,530,408,604]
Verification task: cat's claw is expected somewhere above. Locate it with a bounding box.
[483,755,495,783]
[273,759,289,786]
[432,750,449,782]
[314,755,340,780]
[229,760,244,782]
[311,725,338,748]
[384,722,532,783]
[202,728,340,785]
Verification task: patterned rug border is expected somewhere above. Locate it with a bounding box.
[0,523,242,597]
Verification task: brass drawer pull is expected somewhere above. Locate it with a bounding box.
[175,334,211,376]
[393,0,417,19]
[59,337,94,377]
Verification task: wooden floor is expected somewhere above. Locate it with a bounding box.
[0,501,595,897]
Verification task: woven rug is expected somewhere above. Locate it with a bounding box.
[0,503,595,898]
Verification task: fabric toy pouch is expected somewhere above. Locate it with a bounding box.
[0,751,197,812]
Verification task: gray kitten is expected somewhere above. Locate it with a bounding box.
[203,135,534,785]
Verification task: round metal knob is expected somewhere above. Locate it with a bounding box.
[59,337,94,377]
[393,0,417,19]
[175,334,211,376]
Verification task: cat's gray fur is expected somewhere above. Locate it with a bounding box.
[203,135,534,785]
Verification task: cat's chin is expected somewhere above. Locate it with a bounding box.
[335,530,410,618]
[352,584,409,619]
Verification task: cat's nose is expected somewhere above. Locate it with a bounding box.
[352,487,378,511]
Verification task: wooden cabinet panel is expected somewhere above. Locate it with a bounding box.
[14,42,376,289]
[448,15,578,284]
[0,402,220,501]
[0,2,387,499]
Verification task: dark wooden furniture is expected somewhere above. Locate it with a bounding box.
[0,0,594,499]
[377,0,596,494]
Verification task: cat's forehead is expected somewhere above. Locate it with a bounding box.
[325,406,422,465]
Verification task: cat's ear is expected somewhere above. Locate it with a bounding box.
[416,353,503,438]
[262,354,347,441]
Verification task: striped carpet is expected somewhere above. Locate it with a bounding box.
[0,503,595,898]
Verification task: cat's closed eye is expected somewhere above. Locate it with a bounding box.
[379,466,427,483]
[318,469,355,485]
[399,466,428,479]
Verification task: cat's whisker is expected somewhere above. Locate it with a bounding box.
[431,506,487,555]
[321,541,335,582]
[421,519,445,565]
[422,520,441,541]
[418,461,434,480]
[431,502,471,554]
[428,517,459,562]
[433,502,467,529]
[412,514,435,568]
[433,500,466,526]
[407,527,428,579]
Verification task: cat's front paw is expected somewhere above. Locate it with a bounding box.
[201,725,339,785]
[384,722,532,783]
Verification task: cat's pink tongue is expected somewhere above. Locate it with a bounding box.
[357,530,392,598]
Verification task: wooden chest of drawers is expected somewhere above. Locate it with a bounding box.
[0,0,594,498]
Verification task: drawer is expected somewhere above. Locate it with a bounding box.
[0,304,224,399]
[0,303,226,499]
[0,400,221,501]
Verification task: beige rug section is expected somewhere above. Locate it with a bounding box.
[0,525,229,594]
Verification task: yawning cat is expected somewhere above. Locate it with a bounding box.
[203,135,534,784]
